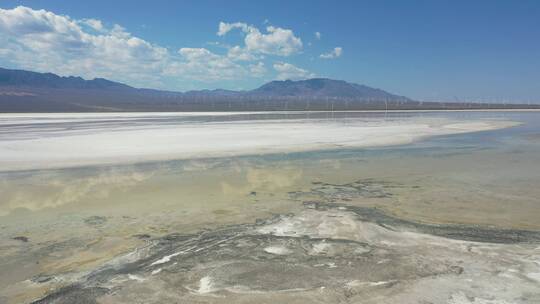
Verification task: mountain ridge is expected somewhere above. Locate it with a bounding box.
[0,67,537,112]
[0,67,131,90]
[0,67,406,100]
[249,78,407,100]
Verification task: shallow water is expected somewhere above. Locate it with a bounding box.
[0,111,539,303]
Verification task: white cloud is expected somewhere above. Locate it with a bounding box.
[249,62,266,77]
[246,26,303,56]
[217,21,248,36]
[218,21,302,56]
[165,47,267,82]
[315,31,321,40]
[320,47,342,59]
[0,6,268,87]
[164,47,249,82]
[110,23,131,38]
[80,18,104,32]
[227,45,258,61]
[273,62,314,80]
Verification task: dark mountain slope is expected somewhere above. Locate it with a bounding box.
[249,78,408,100]
[1,67,536,112]
[0,67,131,90]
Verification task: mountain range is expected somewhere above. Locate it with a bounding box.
[0,67,536,112]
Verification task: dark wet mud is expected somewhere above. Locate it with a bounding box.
[288,179,403,201]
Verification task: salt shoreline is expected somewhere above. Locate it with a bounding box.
[0,115,519,172]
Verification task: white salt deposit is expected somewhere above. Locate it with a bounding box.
[526,272,540,282]
[127,274,145,282]
[346,280,394,287]
[197,276,214,294]
[310,242,331,255]
[150,252,182,266]
[263,246,292,255]
[0,112,518,171]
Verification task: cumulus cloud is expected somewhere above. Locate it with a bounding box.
[80,18,104,32]
[315,31,321,40]
[217,21,249,36]
[246,26,303,56]
[218,21,302,56]
[164,47,248,82]
[1,7,329,89]
[273,62,314,80]
[320,47,342,59]
[249,62,266,77]
[0,6,268,88]
[227,45,258,61]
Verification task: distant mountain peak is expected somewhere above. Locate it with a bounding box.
[249,78,408,100]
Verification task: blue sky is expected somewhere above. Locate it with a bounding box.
[0,0,539,102]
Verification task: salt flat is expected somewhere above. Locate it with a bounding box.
[0,112,518,171]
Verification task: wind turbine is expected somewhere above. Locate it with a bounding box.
[331,99,335,120]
